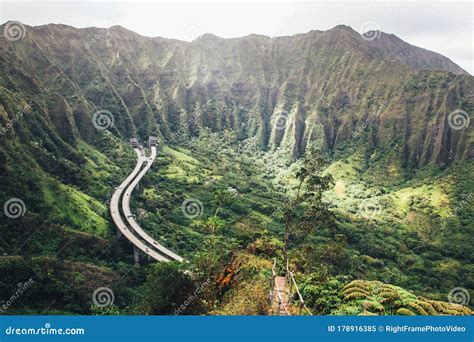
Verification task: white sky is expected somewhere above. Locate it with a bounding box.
[0,0,472,73]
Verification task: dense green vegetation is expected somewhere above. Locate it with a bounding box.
[130,130,472,315]
[1,125,472,316]
[0,23,472,316]
[0,124,472,315]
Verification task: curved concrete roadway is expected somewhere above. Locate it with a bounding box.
[110,148,170,262]
[122,146,183,262]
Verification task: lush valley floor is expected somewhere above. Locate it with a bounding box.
[1,129,472,315]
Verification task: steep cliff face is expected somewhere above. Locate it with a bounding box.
[0,23,472,167]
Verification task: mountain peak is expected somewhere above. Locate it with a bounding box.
[330,24,357,32]
[193,33,223,42]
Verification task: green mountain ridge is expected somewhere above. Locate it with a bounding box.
[0,23,472,162]
[0,23,472,315]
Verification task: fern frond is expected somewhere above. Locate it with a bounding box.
[342,280,370,292]
[363,301,384,312]
[415,300,437,315]
[407,302,428,315]
[341,287,370,297]
[396,308,415,316]
[344,292,368,301]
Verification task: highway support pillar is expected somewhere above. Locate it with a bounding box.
[133,247,140,265]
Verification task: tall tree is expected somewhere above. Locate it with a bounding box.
[283,147,334,257]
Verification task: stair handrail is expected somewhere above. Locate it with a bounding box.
[286,258,313,315]
[271,259,289,315]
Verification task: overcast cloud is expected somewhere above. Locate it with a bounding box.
[0,0,472,73]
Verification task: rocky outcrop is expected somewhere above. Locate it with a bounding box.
[0,23,472,165]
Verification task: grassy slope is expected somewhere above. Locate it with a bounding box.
[0,133,147,314]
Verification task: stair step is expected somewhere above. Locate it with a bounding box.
[271,276,290,315]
